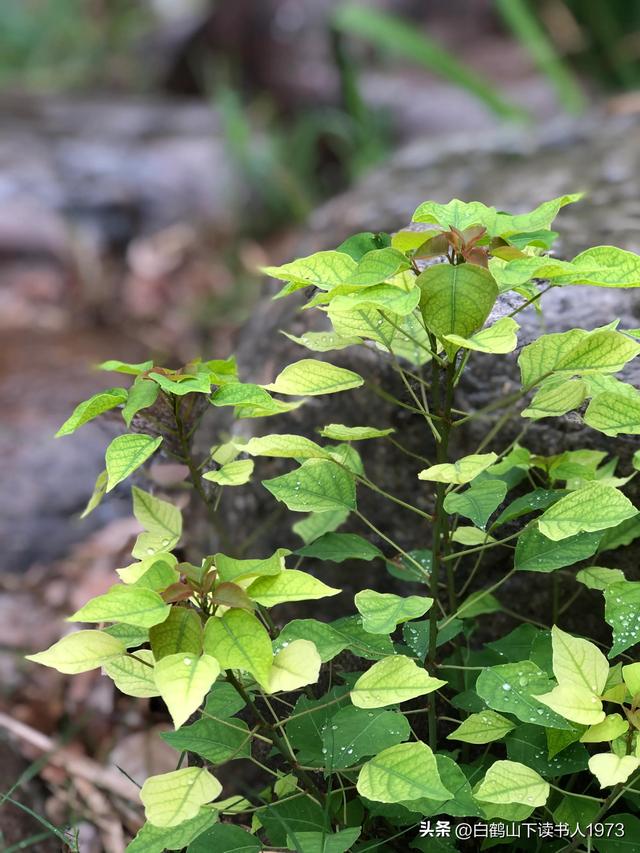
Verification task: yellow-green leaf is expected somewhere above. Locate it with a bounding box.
[56,388,127,437]
[447,711,516,744]
[588,753,640,788]
[351,655,446,708]
[149,607,203,660]
[533,684,605,726]
[538,482,636,541]
[132,488,182,554]
[623,662,640,697]
[26,630,125,674]
[263,459,356,513]
[444,317,519,354]
[68,584,170,628]
[215,549,287,584]
[418,453,497,485]
[140,767,222,827]
[476,760,549,807]
[580,714,629,743]
[584,390,640,436]
[247,569,340,607]
[354,590,432,634]
[522,378,588,420]
[154,653,220,729]
[105,433,163,492]
[265,639,321,693]
[567,245,640,288]
[319,424,394,441]
[549,625,609,696]
[263,359,363,396]
[203,610,272,687]
[243,435,330,459]
[104,650,159,698]
[203,459,254,486]
[356,742,451,803]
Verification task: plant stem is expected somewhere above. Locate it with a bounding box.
[427,356,456,749]
[225,670,326,806]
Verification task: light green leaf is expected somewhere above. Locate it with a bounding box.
[215,549,287,584]
[98,359,153,375]
[265,639,321,693]
[132,487,182,553]
[56,388,127,437]
[533,684,605,726]
[538,482,636,541]
[522,377,588,420]
[117,552,178,584]
[105,433,163,492]
[162,715,251,764]
[264,360,363,397]
[292,508,349,544]
[443,479,506,528]
[243,434,330,459]
[580,714,629,743]
[623,663,640,697]
[476,661,573,729]
[515,526,602,572]
[203,460,254,486]
[350,655,446,708]
[148,370,211,396]
[447,711,516,744]
[604,581,640,656]
[149,607,203,660]
[566,245,640,288]
[329,616,395,661]
[490,256,581,290]
[103,622,149,649]
[81,469,108,518]
[132,560,179,592]
[140,767,222,827]
[451,527,496,547]
[588,753,640,788]
[494,194,583,235]
[274,620,348,664]
[412,198,498,231]
[322,707,410,769]
[68,584,170,628]
[262,251,357,288]
[263,459,356,512]
[211,382,303,419]
[549,625,609,695]
[343,247,410,285]
[584,390,640,436]
[282,330,362,352]
[26,630,126,674]
[418,452,497,485]
[576,566,626,591]
[319,424,394,441]
[127,811,217,852]
[296,532,383,563]
[203,610,272,687]
[354,590,433,634]
[444,317,519,354]
[328,283,420,317]
[476,760,549,807]
[123,378,160,427]
[417,263,498,353]
[519,326,640,389]
[154,653,220,729]
[247,569,340,607]
[457,589,501,618]
[356,742,451,803]
[104,650,159,697]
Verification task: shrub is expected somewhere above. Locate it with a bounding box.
[30,194,640,851]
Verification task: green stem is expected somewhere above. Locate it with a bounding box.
[427,356,456,749]
[225,670,326,806]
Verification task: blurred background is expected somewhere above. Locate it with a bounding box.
[2,1,640,849]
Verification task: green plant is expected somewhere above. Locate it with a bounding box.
[29,194,640,851]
